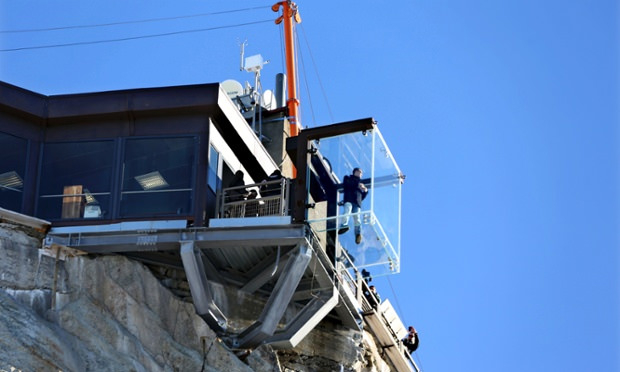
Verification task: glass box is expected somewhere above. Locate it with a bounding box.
[306,127,403,277]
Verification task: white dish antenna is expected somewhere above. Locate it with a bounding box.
[221,79,244,99]
[262,90,275,110]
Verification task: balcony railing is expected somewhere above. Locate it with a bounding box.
[217,178,290,219]
[336,250,420,372]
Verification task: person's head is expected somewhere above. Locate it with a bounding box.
[408,326,417,334]
[369,285,376,292]
[248,189,257,198]
[352,167,362,177]
[362,269,372,280]
[271,169,282,177]
[235,170,244,178]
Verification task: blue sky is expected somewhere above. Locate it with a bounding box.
[1,1,618,371]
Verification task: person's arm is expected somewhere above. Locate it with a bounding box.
[359,181,368,200]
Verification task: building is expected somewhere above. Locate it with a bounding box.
[0,78,417,371]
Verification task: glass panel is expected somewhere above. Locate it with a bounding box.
[0,132,27,212]
[208,144,220,192]
[306,128,402,277]
[120,137,195,218]
[38,141,114,220]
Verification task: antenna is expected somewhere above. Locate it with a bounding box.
[239,39,248,71]
[244,54,268,73]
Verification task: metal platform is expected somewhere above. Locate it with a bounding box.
[45,219,363,349]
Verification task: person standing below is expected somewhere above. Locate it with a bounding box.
[402,326,419,354]
[364,285,381,310]
[339,167,368,244]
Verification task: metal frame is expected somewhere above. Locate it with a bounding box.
[286,118,376,223]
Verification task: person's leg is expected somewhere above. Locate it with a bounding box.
[352,205,361,234]
[339,202,352,234]
[352,205,362,243]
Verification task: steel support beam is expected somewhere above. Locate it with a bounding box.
[235,243,312,349]
[240,248,294,294]
[180,240,227,333]
[266,289,338,349]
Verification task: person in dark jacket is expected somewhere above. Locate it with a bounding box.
[260,169,283,197]
[364,285,381,310]
[338,167,368,244]
[402,326,419,354]
[223,170,248,217]
[227,170,248,202]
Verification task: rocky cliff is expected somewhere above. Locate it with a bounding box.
[0,218,390,372]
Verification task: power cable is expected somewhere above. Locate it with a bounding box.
[293,26,302,128]
[0,6,270,33]
[386,275,407,326]
[0,19,274,52]
[299,23,335,123]
[278,21,285,75]
[386,275,426,372]
[296,31,317,127]
[413,351,426,372]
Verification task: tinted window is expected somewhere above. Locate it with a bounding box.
[208,144,220,192]
[38,141,114,220]
[0,132,28,213]
[120,137,195,218]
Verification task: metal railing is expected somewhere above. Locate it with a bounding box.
[336,249,420,372]
[217,178,290,219]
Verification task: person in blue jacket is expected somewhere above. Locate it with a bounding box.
[338,167,368,244]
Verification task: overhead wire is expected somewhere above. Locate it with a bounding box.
[293,26,303,129]
[414,351,426,372]
[295,30,317,127]
[299,23,335,123]
[0,6,270,34]
[386,275,425,371]
[278,19,285,75]
[386,275,407,326]
[0,19,274,52]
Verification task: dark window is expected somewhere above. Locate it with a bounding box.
[38,141,114,220]
[0,132,28,213]
[208,144,220,192]
[120,137,195,218]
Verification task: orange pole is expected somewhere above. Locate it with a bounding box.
[273,1,301,137]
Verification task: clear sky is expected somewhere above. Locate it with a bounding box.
[1,1,618,371]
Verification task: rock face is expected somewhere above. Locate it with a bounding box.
[0,221,255,372]
[0,219,386,372]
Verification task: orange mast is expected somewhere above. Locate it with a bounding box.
[273,1,301,137]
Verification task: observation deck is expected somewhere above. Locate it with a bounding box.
[1,81,416,371]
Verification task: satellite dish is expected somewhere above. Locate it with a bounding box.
[221,79,243,99]
[262,90,275,110]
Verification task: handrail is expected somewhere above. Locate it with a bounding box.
[335,245,419,371]
[217,178,289,219]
